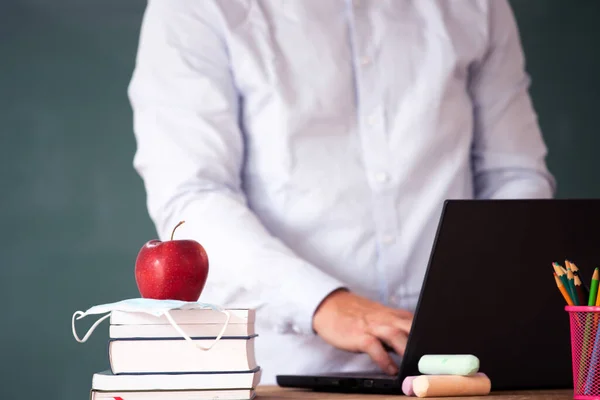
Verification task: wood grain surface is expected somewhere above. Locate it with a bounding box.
[256,386,574,399]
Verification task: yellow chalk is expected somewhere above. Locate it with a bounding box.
[412,373,491,398]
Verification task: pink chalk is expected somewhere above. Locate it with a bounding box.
[402,375,417,396]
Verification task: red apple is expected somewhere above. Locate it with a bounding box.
[135,221,209,301]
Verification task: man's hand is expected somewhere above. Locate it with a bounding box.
[312,289,413,376]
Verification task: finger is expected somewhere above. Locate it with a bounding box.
[393,316,413,334]
[370,324,408,356]
[359,335,398,375]
[387,331,408,356]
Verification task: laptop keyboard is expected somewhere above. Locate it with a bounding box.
[323,371,395,379]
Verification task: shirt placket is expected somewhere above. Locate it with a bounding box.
[347,0,400,305]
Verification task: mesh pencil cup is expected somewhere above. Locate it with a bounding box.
[566,306,600,399]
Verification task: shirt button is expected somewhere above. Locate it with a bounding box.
[360,56,371,66]
[382,234,395,244]
[367,114,380,126]
[374,172,389,183]
[389,295,398,304]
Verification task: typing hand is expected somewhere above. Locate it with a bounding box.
[312,289,413,376]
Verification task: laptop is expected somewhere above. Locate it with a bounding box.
[276,199,600,393]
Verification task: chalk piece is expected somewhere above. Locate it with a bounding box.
[402,375,417,396]
[418,354,479,376]
[412,373,491,398]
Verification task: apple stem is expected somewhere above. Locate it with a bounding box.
[171,220,185,241]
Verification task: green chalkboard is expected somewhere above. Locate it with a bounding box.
[1,1,598,399]
[510,0,600,197]
[1,1,152,399]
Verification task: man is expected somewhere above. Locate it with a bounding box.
[128,0,555,384]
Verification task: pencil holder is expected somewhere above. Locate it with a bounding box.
[566,306,600,399]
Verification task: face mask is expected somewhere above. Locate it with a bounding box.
[71,298,231,351]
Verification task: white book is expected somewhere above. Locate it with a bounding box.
[109,336,258,374]
[90,389,255,400]
[110,323,255,339]
[110,309,255,326]
[91,368,261,391]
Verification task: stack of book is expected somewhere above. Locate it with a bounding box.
[88,308,261,399]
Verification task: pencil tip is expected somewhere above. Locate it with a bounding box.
[552,263,565,275]
[568,261,579,272]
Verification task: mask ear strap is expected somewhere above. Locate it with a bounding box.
[71,311,111,343]
[214,308,231,343]
[163,309,231,351]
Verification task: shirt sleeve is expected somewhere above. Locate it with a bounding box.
[469,0,556,199]
[128,0,345,335]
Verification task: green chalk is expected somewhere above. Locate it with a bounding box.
[418,354,480,376]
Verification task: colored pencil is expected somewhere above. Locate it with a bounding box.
[567,268,579,305]
[553,262,570,289]
[554,273,574,306]
[568,260,590,295]
[554,263,575,305]
[589,269,599,306]
[574,275,587,307]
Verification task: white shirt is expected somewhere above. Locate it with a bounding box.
[128,0,555,384]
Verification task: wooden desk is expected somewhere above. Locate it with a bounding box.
[256,386,574,399]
